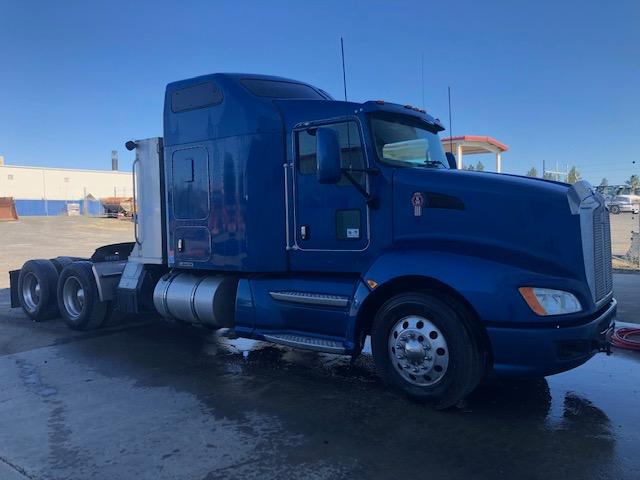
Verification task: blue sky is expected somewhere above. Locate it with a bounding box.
[1,0,638,184]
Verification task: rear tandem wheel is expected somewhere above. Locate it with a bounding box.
[17,259,60,321]
[57,261,109,330]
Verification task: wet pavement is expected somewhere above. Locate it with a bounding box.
[1,288,639,480]
[1,218,640,479]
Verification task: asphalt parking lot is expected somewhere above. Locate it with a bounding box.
[1,217,639,479]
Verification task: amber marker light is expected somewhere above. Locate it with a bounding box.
[518,287,547,316]
[518,287,582,316]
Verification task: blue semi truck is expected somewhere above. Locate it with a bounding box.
[9,73,616,408]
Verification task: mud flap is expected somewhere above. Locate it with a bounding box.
[9,269,20,308]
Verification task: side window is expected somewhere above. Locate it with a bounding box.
[171,82,223,113]
[296,121,366,187]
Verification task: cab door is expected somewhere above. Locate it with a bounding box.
[289,119,370,271]
[167,145,212,266]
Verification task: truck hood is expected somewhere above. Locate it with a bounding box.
[392,168,585,279]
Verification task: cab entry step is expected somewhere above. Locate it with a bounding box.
[263,333,346,354]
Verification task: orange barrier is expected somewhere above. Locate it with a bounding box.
[0,197,18,221]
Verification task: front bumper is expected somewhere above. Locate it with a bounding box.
[487,298,616,377]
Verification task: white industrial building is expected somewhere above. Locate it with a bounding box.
[0,156,133,216]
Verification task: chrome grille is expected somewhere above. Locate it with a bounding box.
[592,204,613,302]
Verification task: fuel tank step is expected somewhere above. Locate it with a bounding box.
[269,291,350,308]
[262,333,347,354]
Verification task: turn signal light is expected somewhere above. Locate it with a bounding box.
[518,287,582,316]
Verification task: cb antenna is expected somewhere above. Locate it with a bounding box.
[448,86,454,156]
[341,37,348,102]
[340,37,353,165]
[421,53,425,109]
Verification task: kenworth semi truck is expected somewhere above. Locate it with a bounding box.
[9,73,616,408]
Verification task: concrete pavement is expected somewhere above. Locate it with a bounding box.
[613,273,640,324]
[1,286,640,480]
[1,217,639,479]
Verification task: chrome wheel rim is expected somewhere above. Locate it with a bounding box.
[62,276,85,320]
[21,272,41,313]
[388,315,450,387]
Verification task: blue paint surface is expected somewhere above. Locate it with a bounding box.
[161,72,614,378]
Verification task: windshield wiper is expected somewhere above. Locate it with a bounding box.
[424,159,447,169]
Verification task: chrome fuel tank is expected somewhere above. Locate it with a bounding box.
[153,273,237,327]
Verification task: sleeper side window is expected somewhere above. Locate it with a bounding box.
[171,82,223,113]
[296,121,366,187]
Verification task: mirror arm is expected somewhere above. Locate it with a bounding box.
[341,170,379,209]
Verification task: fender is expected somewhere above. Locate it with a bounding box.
[349,249,594,355]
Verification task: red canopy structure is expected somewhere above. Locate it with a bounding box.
[442,135,508,172]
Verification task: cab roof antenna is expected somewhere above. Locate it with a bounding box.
[421,53,425,109]
[341,37,348,102]
[448,86,454,155]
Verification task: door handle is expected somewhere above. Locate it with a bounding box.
[300,225,310,240]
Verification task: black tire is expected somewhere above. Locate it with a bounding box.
[50,256,85,273]
[371,292,484,409]
[17,259,60,321]
[609,205,620,214]
[57,261,109,331]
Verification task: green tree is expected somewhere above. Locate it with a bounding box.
[567,166,581,184]
[599,178,608,187]
[526,167,538,177]
[626,174,640,191]
[543,171,555,180]
[475,161,485,172]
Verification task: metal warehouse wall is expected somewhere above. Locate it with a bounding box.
[0,165,133,216]
[0,165,133,200]
[13,199,104,216]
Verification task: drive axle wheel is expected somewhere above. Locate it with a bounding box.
[371,292,483,409]
[17,259,59,321]
[57,261,108,330]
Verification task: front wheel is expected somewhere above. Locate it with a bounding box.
[371,292,484,409]
[609,205,620,214]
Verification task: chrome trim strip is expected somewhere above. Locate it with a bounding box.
[132,157,140,245]
[160,272,181,320]
[283,162,292,250]
[263,334,347,354]
[596,298,617,332]
[189,276,207,324]
[595,290,614,311]
[269,290,350,308]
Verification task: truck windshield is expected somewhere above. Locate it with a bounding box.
[370,115,448,169]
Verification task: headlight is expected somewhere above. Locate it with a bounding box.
[518,287,582,316]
